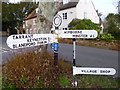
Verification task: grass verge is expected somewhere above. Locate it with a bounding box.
[2,51,119,88]
[59,39,120,51]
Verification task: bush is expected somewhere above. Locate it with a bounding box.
[2,51,118,88]
[106,13,120,40]
[58,75,69,88]
[68,19,101,34]
[97,33,114,41]
[2,51,72,88]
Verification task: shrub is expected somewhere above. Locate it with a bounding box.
[106,13,120,40]
[98,33,114,41]
[2,51,72,88]
[68,19,101,34]
[58,75,69,88]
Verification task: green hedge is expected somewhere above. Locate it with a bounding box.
[97,34,114,41]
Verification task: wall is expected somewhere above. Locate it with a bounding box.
[25,18,38,34]
[76,0,99,24]
[56,7,76,30]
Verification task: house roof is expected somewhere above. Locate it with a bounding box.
[60,0,79,10]
[25,10,37,20]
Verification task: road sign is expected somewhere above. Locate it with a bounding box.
[53,14,62,27]
[7,34,55,49]
[56,30,98,38]
[51,43,58,51]
[7,30,98,49]
[73,66,116,76]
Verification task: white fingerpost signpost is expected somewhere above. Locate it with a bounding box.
[7,16,116,87]
[73,67,116,76]
[7,34,55,49]
[58,30,98,38]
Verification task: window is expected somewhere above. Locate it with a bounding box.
[63,13,67,19]
[63,28,67,30]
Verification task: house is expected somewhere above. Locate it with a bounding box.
[52,0,100,30]
[23,8,38,34]
[24,0,101,33]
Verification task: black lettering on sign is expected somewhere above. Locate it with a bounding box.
[27,39,32,42]
[17,42,35,48]
[80,34,87,37]
[81,70,85,72]
[13,34,33,39]
[13,44,17,49]
[100,70,110,73]
[81,70,97,73]
[64,31,67,34]
[37,41,44,45]
[13,35,18,39]
[64,31,82,34]
[43,38,47,40]
[44,41,47,43]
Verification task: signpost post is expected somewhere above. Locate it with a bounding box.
[52,14,62,65]
[72,38,76,66]
[53,28,59,65]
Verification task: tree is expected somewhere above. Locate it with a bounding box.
[106,13,120,39]
[36,0,62,34]
[2,2,38,34]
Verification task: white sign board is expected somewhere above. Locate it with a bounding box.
[73,66,116,76]
[7,34,55,49]
[56,30,98,38]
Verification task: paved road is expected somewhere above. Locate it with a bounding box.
[0,36,38,65]
[48,43,119,78]
[0,36,119,78]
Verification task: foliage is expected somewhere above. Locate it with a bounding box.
[59,38,120,51]
[2,51,118,88]
[2,2,38,34]
[2,76,17,89]
[78,75,118,88]
[58,75,69,87]
[2,51,72,88]
[106,13,120,39]
[97,33,114,41]
[68,19,101,33]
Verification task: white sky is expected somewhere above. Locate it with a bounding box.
[92,0,118,18]
[9,0,118,18]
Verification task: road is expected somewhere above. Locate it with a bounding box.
[0,36,37,64]
[48,44,119,78]
[0,36,119,78]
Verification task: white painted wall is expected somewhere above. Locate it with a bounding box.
[57,7,76,30]
[76,0,99,24]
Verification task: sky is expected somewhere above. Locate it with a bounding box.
[9,0,118,18]
[92,0,118,18]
